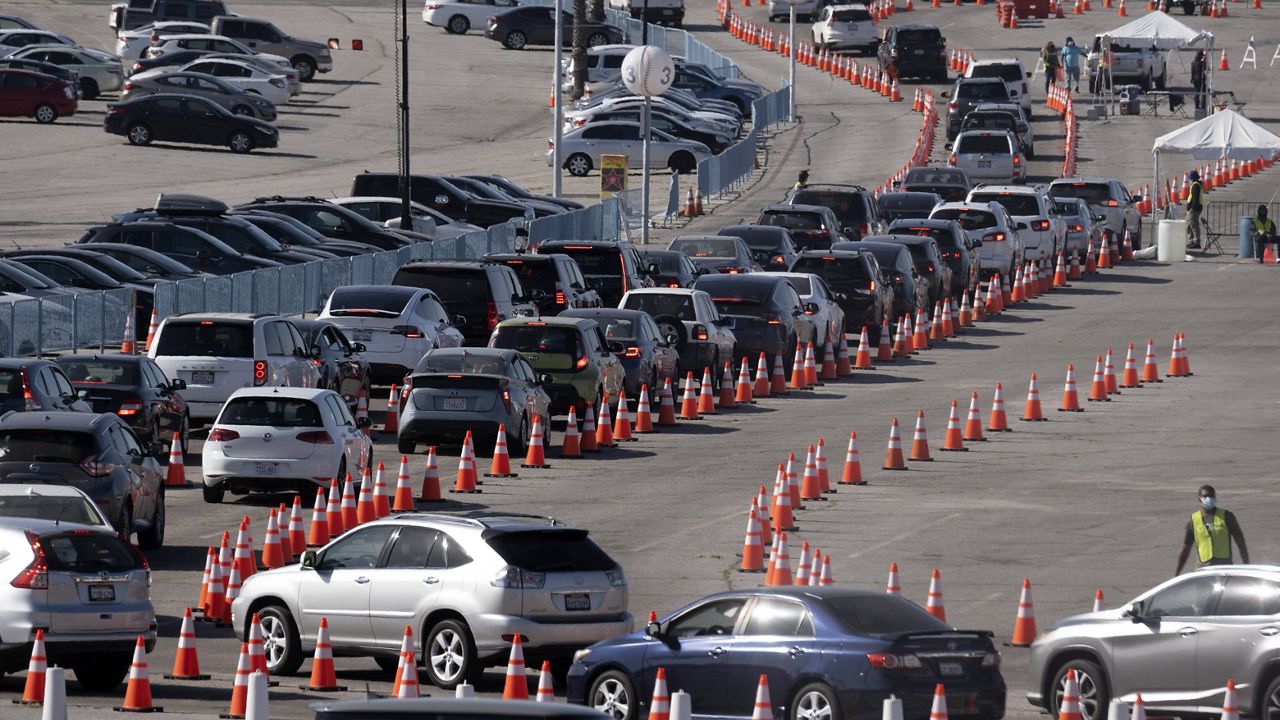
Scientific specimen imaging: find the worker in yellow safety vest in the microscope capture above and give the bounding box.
[1176,484,1249,575]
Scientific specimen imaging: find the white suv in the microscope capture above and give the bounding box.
[231,513,632,688]
[930,201,1024,276]
[811,4,876,54]
[966,186,1065,262]
[965,58,1032,113]
[148,313,321,421]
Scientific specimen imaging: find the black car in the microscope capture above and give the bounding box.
[127,48,210,75]
[667,235,761,274]
[899,166,972,203]
[692,273,816,374]
[535,240,653,307]
[292,320,371,408]
[115,194,323,264]
[888,218,979,299]
[351,172,532,229]
[55,354,190,452]
[484,7,624,51]
[77,221,283,275]
[789,250,892,343]
[865,234,952,307]
[878,23,947,81]
[391,261,537,346]
[0,359,92,413]
[103,93,279,153]
[483,253,602,315]
[944,78,1011,141]
[231,209,377,257]
[877,191,944,223]
[5,248,162,288]
[560,307,679,397]
[234,197,417,250]
[68,242,208,281]
[0,260,76,299]
[756,203,845,251]
[5,255,155,333]
[637,249,700,289]
[790,184,886,241]
[448,176,564,219]
[832,241,928,320]
[462,175,585,212]
[716,224,800,271]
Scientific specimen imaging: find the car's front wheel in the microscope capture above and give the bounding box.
[127,123,152,146]
[231,104,254,116]
[447,14,470,33]
[587,31,608,47]
[589,669,637,720]
[137,489,164,549]
[424,618,476,689]
[1050,658,1109,720]
[291,55,316,82]
[1261,673,1280,720]
[228,130,254,154]
[790,682,841,720]
[503,30,527,50]
[257,604,304,676]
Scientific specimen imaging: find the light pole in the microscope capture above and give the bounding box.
[552,3,563,197]
[788,0,797,122]
[398,0,411,227]
[622,46,674,247]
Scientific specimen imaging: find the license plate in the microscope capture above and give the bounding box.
[564,593,591,611]
[254,462,279,476]
[443,398,467,410]
[191,371,215,385]
[940,662,964,676]
[913,48,925,55]
[88,584,115,602]
[977,160,992,168]
[352,331,372,342]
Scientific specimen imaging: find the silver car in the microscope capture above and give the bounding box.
[1051,196,1103,260]
[0,484,111,527]
[231,513,632,689]
[1047,177,1145,247]
[1029,565,1280,720]
[121,70,276,120]
[949,130,1025,184]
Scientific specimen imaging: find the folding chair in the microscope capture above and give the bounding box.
[1200,216,1224,256]
[1168,93,1189,118]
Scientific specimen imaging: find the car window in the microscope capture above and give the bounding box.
[42,532,140,572]
[317,526,395,570]
[219,397,322,427]
[117,424,144,456]
[1145,576,1220,618]
[514,357,536,382]
[969,193,1041,216]
[667,598,747,638]
[956,135,1012,155]
[145,360,171,388]
[1214,576,1280,617]
[418,297,449,323]
[155,320,254,357]
[742,597,810,636]
[285,323,307,356]
[385,526,441,569]
[49,367,75,398]
[263,322,285,355]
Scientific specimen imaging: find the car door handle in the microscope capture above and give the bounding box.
[708,646,726,657]
[1260,627,1280,637]
[788,646,806,657]
[422,577,440,584]
[1178,627,1198,637]
[354,576,370,584]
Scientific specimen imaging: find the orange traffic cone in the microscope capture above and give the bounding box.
[246,613,275,686]
[1011,578,1038,646]
[116,635,160,712]
[486,427,517,477]
[839,431,865,485]
[1219,48,1229,71]
[536,660,555,703]
[766,531,793,586]
[614,391,637,439]
[17,628,47,705]
[1104,347,1121,395]
[771,464,797,531]
[233,517,257,579]
[165,431,186,487]
[204,549,226,624]
[754,353,771,397]
[718,363,737,408]
[883,418,907,470]
[658,377,679,425]
[736,359,755,404]
[926,569,946,620]
[260,509,284,570]
[929,684,949,720]
[418,447,444,501]
[804,341,819,385]
[768,353,787,395]
[941,400,967,451]
[909,410,933,461]
[647,668,671,720]
[1060,363,1083,412]
[561,407,582,457]
[384,384,400,434]
[392,455,415,511]
[1120,343,1141,388]
[355,475,376,525]
[120,309,137,355]
[1059,670,1083,720]
[815,437,832,494]
[836,333,853,376]
[522,415,552,468]
[195,546,213,617]
[756,486,773,546]
[739,504,766,572]
[339,475,358,533]
[820,340,837,381]
[795,541,812,586]
[372,462,390,518]
[886,562,902,595]
[1169,332,1192,377]
[877,318,894,361]
[853,327,874,369]
[452,431,480,493]
[1221,679,1240,720]
[222,564,242,626]
[750,674,772,720]
[988,382,1010,431]
[144,308,160,352]
[1053,253,1069,287]
[166,607,210,680]
[679,372,700,420]
[1021,373,1045,421]
[697,368,717,415]
[1093,589,1105,612]
[581,404,601,450]
[799,445,822,501]
[324,478,343,537]
[396,648,420,699]
[958,291,973,327]
[789,343,806,390]
[1087,356,1109,402]
[304,618,346,691]
[1141,338,1162,383]
[502,635,530,700]
[963,391,986,441]
[284,500,301,561]
[596,398,616,447]
[1069,251,1082,281]
[633,384,658,432]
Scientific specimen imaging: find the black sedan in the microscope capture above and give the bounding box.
[832,241,928,320]
[877,191,945,223]
[667,235,761,275]
[485,7,624,50]
[562,308,679,398]
[692,273,815,374]
[55,354,190,453]
[889,219,979,299]
[104,93,278,154]
[6,255,154,334]
[717,224,800,271]
[866,234,953,308]
[638,249,701,289]
[292,320,371,410]
[899,166,972,203]
[790,249,894,344]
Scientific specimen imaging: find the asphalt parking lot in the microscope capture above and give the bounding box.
[3,0,1280,718]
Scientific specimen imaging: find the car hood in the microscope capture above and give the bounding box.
[1045,609,1125,632]
[287,37,330,54]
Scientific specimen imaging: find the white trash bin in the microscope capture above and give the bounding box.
[1158,219,1188,262]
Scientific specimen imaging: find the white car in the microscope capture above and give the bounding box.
[559,43,631,89]
[9,44,124,99]
[318,285,464,383]
[148,313,321,421]
[201,387,373,504]
[949,130,1025,184]
[966,185,1065,262]
[620,288,737,378]
[1047,177,1145,246]
[965,58,1032,113]
[173,57,290,105]
[765,271,847,348]
[930,201,1024,276]
[1050,196,1103,259]
[114,20,208,63]
[564,97,737,140]
[142,34,298,92]
[811,4,877,54]
[549,120,711,177]
[0,29,76,54]
[424,0,518,34]
[0,484,112,528]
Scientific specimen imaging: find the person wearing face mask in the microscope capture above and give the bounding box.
[1175,485,1249,575]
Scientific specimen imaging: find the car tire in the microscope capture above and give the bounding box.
[508,414,529,457]
[1261,673,1280,720]
[291,55,316,82]
[790,682,841,720]
[1050,658,1109,720]
[80,78,99,101]
[202,482,225,504]
[668,151,696,175]
[127,123,152,146]
[137,489,164,549]
[1182,0,1195,13]
[73,658,131,691]
[257,604,304,676]
[566,152,592,177]
[33,102,58,124]
[589,669,638,720]
[424,618,476,689]
[231,104,254,116]
[397,435,416,454]
[446,14,470,33]
[228,130,255,154]
[587,31,609,47]
[179,412,190,456]
[503,30,527,50]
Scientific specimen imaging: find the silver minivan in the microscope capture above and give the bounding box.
[949,130,1025,184]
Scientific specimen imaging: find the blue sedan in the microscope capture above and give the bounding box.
[567,587,1006,720]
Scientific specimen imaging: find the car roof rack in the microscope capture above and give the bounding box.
[153,193,229,217]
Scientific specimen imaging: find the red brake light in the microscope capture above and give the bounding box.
[123,81,134,91]
[253,360,268,386]
[296,431,334,444]
[11,531,48,590]
[208,428,240,442]
[575,355,590,369]
[117,398,143,416]
[19,369,35,411]
[866,652,924,670]
[501,389,512,412]
[869,279,877,291]
[772,255,785,265]
[985,232,1006,242]
[619,255,629,293]
[693,324,709,341]
[555,290,567,306]
[1105,200,1119,207]
[1031,220,1049,231]
[80,454,116,477]
[623,347,642,358]
[487,302,499,331]
[948,154,957,167]
[1071,224,1084,232]
[394,325,425,338]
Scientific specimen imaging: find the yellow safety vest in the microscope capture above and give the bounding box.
[1191,508,1230,564]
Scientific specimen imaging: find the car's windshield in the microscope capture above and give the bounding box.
[496,259,556,293]
[971,64,1024,83]
[791,257,872,286]
[155,320,254,358]
[957,82,1009,100]
[781,276,811,295]
[897,28,942,45]
[394,268,489,299]
[904,168,966,185]
[759,210,823,232]
[792,190,869,226]
[42,532,141,572]
[549,248,619,276]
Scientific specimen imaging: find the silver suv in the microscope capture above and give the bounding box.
[0,518,156,691]
[231,513,632,689]
[1029,565,1280,720]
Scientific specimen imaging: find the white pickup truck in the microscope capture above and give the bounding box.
[1087,35,1167,91]
[606,0,684,26]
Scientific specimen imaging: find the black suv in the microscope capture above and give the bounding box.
[878,24,948,82]
[944,78,1011,140]
[391,262,538,345]
[483,253,602,315]
[789,250,892,344]
[351,173,532,229]
[789,184,887,242]
[534,240,653,307]
[78,221,282,275]
[235,196,420,250]
[114,194,327,264]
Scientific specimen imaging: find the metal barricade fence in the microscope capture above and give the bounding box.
[751,85,791,133]
[697,130,758,199]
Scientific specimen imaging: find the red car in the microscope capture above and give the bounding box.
[0,68,77,123]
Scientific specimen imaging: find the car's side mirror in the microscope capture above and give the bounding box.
[1094,214,1107,222]
[1131,194,1143,203]
[75,388,91,400]
[301,549,318,568]
[352,342,367,353]
[310,345,323,359]
[538,373,554,386]
[973,239,983,247]
[1123,601,1144,621]
[1025,70,1033,78]
[607,341,625,354]
[841,226,855,236]
[646,619,663,637]
[834,292,848,302]
[356,416,372,429]
[170,378,187,391]
[944,142,953,151]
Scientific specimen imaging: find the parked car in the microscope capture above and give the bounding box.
[392,262,537,346]
[318,285,465,384]
[964,58,1032,112]
[114,20,210,64]
[961,103,1034,158]
[877,23,947,81]
[396,347,551,453]
[147,312,321,421]
[69,241,208,281]
[637,249,700,289]
[350,173,533,229]
[811,3,877,53]
[488,316,625,415]
[1050,196,1104,259]
[485,7,624,50]
[484,253,602,315]
[607,0,684,25]
[235,196,417,250]
[1046,177,1144,246]
[0,260,78,299]
[0,14,41,30]
[944,77,1011,141]
[619,288,736,381]
[233,210,371,257]
[110,0,229,32]
[140,35,298,93]
[766,271,847,348]
[448,176,565,219]
[4,247,168,288]
[159,56,289,104]
[667,235,762,275]
[716,225,799,271]
[0,358,92,413]
[877,191,944,223]
[0,411,165,547]
[209,15,333,81]
[568,587,1005,720]
[327,195,483,242]
[314,698,616,720]
[561,307,679,397]
[121,70,277,120]
[78,221,282,275]
[55,354,190,451]
[566,93,740,137]
[463,175,585,212]
[929,201,1024,276]
[1086,34,1167,91]
[789,250,892,341]
[0,57,79,91]
[693,273,816,373]
[0,29,76,53]
[790,184,886,242]
[550,121,711,177]
[830,241,927,320]
[0,517,156,691]
[756,203,845,251]
[0,484,111,527]
[291,320,371,408]
[669,64,761,116]
[899,166,971,202]
[768,0,818,21]
[966,185,1063,262]
[571,106,732,154]
[6,254,154,331]
[8,45,123,100]
[201,386,372,503]
[424,0,519,34]
[0,68,77,123]
[948,130,1025,184]
[888,218,979,298]
[536,240,653,308]
[867,234,953,307]
[103,93,279,153]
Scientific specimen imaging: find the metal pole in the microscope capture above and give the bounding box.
[642,0,649,44]
[553,2,564,197]
[788,3,796,122]
[398,0,412,227]
[641,95,651,245]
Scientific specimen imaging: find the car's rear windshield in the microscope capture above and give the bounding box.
[823,595,951,636]
[155,320,253,358]
[758,210,823,231]
[495,259,556,293]
[1049,182,1112,204]
[621,293,695,320]
[58,359,139,385]
[486,529,616,572]
[416,354,512,375]
[832,7,873,21]
[894,226,954,247]
[1051,198,1080,216]
[956,135,1012,154]
[41,532,140,573]
[957,82,1009,100]
[878,194,940,216]
[546,247,620,276]
[0,495,102,525]
[904,168,966,185]
[963,113,1016,131]
[327,287,413,317]
[792,190,870,224]
[0,370,23,400]
[791,257,872,283]
[971,64,1024,83]
[640,252,682,273]
[491,326,582,357]
[669,237,737,259]
[218,398,323,427]
[597,318,636,340]
[969,193,1039,216]
[896,28,943,46]
[393,267,490,300]
[0,430,95,463]
[932,208,997,230]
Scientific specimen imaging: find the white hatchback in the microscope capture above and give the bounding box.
[202,386,372,503]
[318,285,464,384]
[966,185,1065,262]
[176,57,290,105]
[811,4,877,54]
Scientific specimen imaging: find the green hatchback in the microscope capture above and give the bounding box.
[489,316,625,415]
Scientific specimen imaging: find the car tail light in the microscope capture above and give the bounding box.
[253,360,268,386]
[296,430,334,444]
[574,354,590,369]
[693,324,709,341]
[393,324,424,338]
[1031,219,1049,231]
[1012,155,1022,166]
[623,347,641,358]
[110,105,128,113]
[1105,199,1119,207]
[1071,224,1084,232]
[767,314,784,323]
[866,652,925,670]
[123,81,134,91]
[491,566,546,588]
[772,254,785,265]
[573,118,585,127]
[501,389,512,413]
[311,358,325,368]
[150,33,160,42]
[19,369,36,411]
[487,302,498,331]
[605,566,626,586]
[984,231,1006,243]
[11,531,48,590]
[269,78,285,88]
[79,454,117,477]
[619,255,629,294]
[117,398,143,416]
[132,62,144,72]
[948,153,956,166]
[868,279,877,291]
[555,290,566,306]
[926,262,936,273]
[860,223,870,237]
[208,427,240,442]
[947,100,957,111]
[981,652,1000,667]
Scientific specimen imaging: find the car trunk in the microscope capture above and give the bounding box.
[491,325,581,372]
[486,529,622,620]
[409,375,502,413]
[326,316,408,355]
[882,631,997,684]
[213,397,325,461]
[40,531,150,634]
[71,383,136,414]
[213,425,317,460]
[153,320,254,403]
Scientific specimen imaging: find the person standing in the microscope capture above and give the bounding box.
[1176,485,1249,574]
[1042,41,1062,94]
[1191,49,1208,111]
[1253,204,1277,262]
[1185,170,1203,248]
[1060,37,1084,93]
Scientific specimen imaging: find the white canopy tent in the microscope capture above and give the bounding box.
[1098,11,1214,110]
[1150,109,1280,216]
